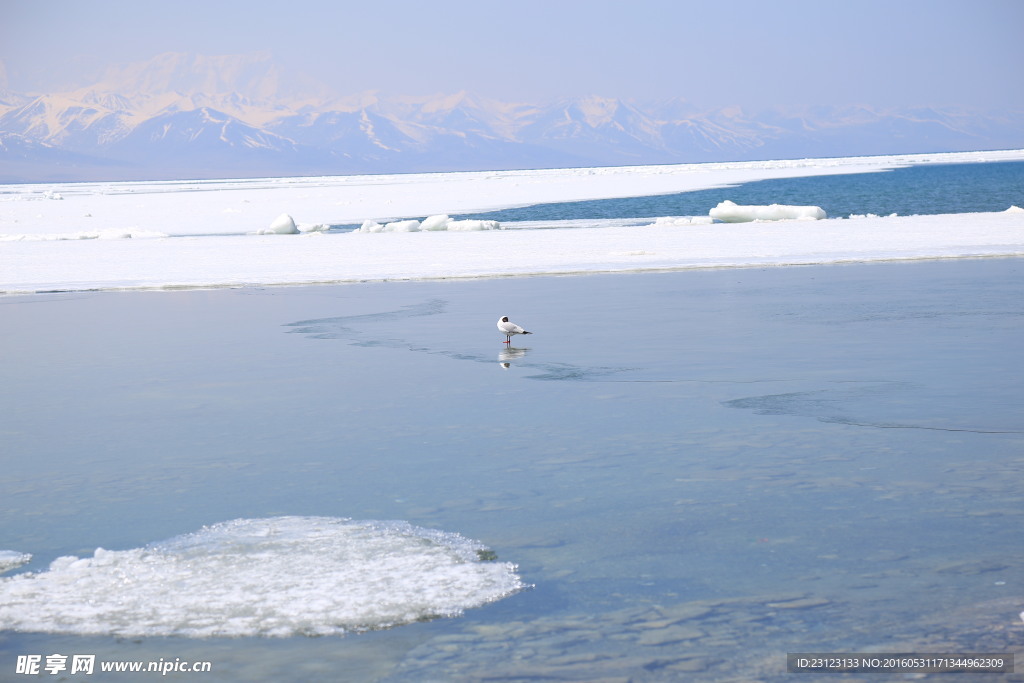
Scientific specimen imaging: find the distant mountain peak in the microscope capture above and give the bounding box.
[1,52,1022,182]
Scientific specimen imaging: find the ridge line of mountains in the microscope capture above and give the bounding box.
[2,52,1022,182]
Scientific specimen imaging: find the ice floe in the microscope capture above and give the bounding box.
[421,214,453,231]
[0,551,31,574]
[709,200,827,222]
[0,516,525,637]
[253,214,327,234]
[356,219,421,233]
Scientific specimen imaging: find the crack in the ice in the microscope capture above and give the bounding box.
[284,299,631,381]
[820,418,1024,435]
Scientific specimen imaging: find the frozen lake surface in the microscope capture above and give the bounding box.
[2,258,1022,680]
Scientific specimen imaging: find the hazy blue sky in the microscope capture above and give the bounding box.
[2,0,1022,109]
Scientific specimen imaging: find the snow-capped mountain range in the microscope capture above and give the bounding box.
[2,52,1022,182]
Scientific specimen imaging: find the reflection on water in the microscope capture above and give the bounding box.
[2,260,1023,681]
[499,346,529,369]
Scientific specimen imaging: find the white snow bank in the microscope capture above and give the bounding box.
[4,210,1022,294]
[2,150,1023,293]
[0,551,31,574]
[710,200,827,222]
[1006,205,1024,213]
[2,149,1020,240]
[257,213,299,235]
[0,228,168,241]
[0,517,525,637]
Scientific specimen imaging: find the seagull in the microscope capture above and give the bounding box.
[497,316,532,344]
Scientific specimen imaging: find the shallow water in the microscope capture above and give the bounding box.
[456,160,1024,224]
[329,159,1024,232]
[2,259,1023,680]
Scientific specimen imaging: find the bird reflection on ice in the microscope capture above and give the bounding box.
[499,346,530,369]
[286,301,624,381]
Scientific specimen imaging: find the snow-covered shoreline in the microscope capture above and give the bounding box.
[2,149,1023,294]
[3,209,1022,295]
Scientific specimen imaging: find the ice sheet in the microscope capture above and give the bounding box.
[3,150,1020,239]
[0,517,524,637]
[1,150,1023,293]
[2,209,1022,294]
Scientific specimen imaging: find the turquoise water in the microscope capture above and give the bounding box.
[2,259,1023,680]
[455,160,1024,224]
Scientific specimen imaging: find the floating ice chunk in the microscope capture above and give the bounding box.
[383,219,421,232]
[1006,205,1024,213]
[356,220,385,233]
[0,551,31,574]
[0,517,525,637]
[258,213,299,235]
[710,200,826,223]
[648,216,715,227]
[420,214,452,231]
[447,219,500,231]
[298,222,330,233]
[355,219,421,232]
[353,216,498,232]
